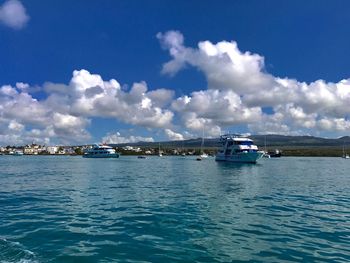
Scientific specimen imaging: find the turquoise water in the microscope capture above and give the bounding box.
[1,156,350,262]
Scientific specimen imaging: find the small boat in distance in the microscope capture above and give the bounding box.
[158,143,163,157]
[83,144,120,158]
[200,152,208,158]
[197,130,208,161]
[269,149,282,158]
[215,134,264,163]
[263,152,271,158]
[137,156,146,159]
[197,152,208,161]
[342,143,349,159]
[263,135,270,158]
[13,150,24,156]
[181,140,186,157]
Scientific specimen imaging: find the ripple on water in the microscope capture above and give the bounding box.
[0,238,38,263]
[1,156,350,262]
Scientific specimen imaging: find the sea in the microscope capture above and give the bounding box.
[0,155,350,262]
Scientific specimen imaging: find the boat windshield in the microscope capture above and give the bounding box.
[226,140,254,146]
[228,141,253,146]
[237,141,253,146]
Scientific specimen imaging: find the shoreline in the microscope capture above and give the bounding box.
[1,149,348,158]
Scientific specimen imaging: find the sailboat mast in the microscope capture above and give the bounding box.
[201,129,204,154]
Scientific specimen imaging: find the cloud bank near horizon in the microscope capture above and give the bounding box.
[1,30,350,145]
[0,70,175,145]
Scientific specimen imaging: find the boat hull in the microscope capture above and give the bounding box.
[83,153,120,158]
[215,152,264,163]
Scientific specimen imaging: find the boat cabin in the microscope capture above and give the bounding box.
[218,135,259,156]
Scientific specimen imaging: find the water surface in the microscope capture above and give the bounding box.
[1,156,350,262]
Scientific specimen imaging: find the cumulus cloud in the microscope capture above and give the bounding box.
[0,83,91,145]
[157,31,275,93]
[159,30,350,137]
[8,120,24,131]
[2,31,350,145]
[147,88,175,107]
[0,69,174,145]
[68,70,174,128]
[164,129,184,141]
[172,89,261,130]
[0,0,29,29]
[102,132,154,144]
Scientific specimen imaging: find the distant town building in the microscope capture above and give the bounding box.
[123,146,134,151]
[24,143,45,155]
[63,147,75,155]
[46,146,58,155]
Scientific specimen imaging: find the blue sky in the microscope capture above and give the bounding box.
[1,0,350,145]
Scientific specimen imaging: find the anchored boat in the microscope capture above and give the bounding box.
[215,134,264,163]
[83,144,120,158]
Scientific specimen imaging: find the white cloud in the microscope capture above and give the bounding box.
[172,89,262,125]
[68,70,174,129]
[51,113,91,143]
[0,69,175,145]
[8,120,24,131]
[147,88,175,107]
[159,30,350,137]
[2,31,350,145]
[164,129,184,141]
[0,0,29,29]
[317,118,350,132]
[102,132,154,144]
[158,31,275,93]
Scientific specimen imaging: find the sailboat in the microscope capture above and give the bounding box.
[342,143,349,159]
[263,135,271,158]
[196,130,208,161]
[158,143,163,157]
[181,140,186,156]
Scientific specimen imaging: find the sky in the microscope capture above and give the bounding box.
[1,0,350,145]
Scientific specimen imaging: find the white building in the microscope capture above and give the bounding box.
[46,146,58,155]
[24,144,45,155]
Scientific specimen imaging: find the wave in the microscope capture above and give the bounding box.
[0,238,38,263]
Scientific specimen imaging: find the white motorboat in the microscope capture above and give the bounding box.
[200,153,208,158]
[263,151,271,158]
[13,150,24,156]
[215,134,264,163]
[83,144,120,158]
